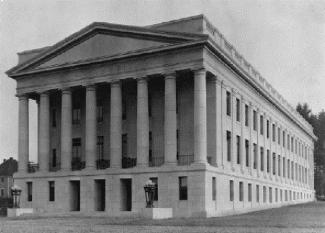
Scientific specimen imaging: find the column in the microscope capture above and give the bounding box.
[194,68,207,164]
[164,73,177,164]
[85,85,97,169]
[39,91,50,172]
[110,81,122,168]
[61,88,72,170]
[18,95,29,172]
[137,77,149,167]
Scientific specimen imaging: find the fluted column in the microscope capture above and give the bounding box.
[164,73,177,164]
[193,69,207,164]
[39,92,50,172]
[61,88,72,170]
[18,95,29,172]
[85,85,97,169]
[110,81,122,168]
[137,77,149,167]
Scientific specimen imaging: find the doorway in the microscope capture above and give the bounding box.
[95,179,105,211]
[120,179,132,211]
[70,181,80,211]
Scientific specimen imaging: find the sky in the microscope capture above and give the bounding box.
[0,0,324,162]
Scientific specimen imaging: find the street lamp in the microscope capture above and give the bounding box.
[144,179,156,208]
[11,185,22,208]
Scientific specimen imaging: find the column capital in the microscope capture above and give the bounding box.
[85,84,96,91]
[164,71,176,79]
[61,87,72,95]
[137,76,148,83]
[193,67,206,76]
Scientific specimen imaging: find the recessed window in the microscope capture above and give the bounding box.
[212,177,216,201]
[266,149,270,173]
[245,104,249,126]
[283,131,285,147]
[248,183,252,202]
[263,186,266,203]
[266,120,269,138]
[245,139,249,167]
[256,185,260,202]
[236,135,240,164]
[253,143,257,169]
[260,115,264,135]
[52,149,57,168]
[179,177,188,200]
[239,182,244,202]
[260,147,264,171]
[27,182,32,202]
[230,180,234,201]
[253,110,257,131]
[236,98,240,122]
[150,177,158,201]
[227,131,231,162]
[272,153,276,175]
[49,181,55,202]
[226,91,231,116]
[278,155,281,176]
[272,124,275,142]
[278,128,281,144]
[72,138,81,159]
[269,187,272,203]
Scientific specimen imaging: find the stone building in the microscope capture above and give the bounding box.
[6,15,315,217]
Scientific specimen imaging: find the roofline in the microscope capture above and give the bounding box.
[147,14,204,28]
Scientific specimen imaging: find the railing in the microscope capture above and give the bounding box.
[96,159,110,170]
[49,162,61,172]
[27,162,39,173]
[149,157,164,167]
[71,157,85,171]
[122,157,137,169]
[177,154,194,166]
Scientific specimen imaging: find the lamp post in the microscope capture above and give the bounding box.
[144,179,156,208]
[11,185,22,208]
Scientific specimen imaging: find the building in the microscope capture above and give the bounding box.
[6,15,315,217]
[0,158,18,198]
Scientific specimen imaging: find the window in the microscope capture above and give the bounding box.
[278,155,281,176]
[245,104,249,126]
[97,105,103,123]
[179,177,188,200]
[278,128,281,144]
[283,157,286,177]
[72,138,81,159]
[226,91,231,116]
[280,189,283,202]
[253,143,257,169]
[52,149,57,168]
[287,159,290,178]
[253,110,257,131]
[212,177,216,201]
[263,186,266,203]
[248,183,252,202]
[291,161,294,180]
[266,120,269,138]
[230,180,234,201]
[272,124,275,142]
[0,189,4,197]
[260,147,264,171]
[49,181,55,202]
[260,115,264,135]
[256,185,260,202]
[236,136,240,164]
[272,153,276,175]
[236,98,240,121]
[227,131,231,162]
[267,150,270,173]
[72,108,81,125]
[239,182,243,202]
[27,182,32,202]
[287,135,290,149]
[150,177,158,201]
[283,131,285,147]
[269,187,272,203]
[285,190,288,201]
[245,139,249,167]
[51,109,56,127]
[97,136,104,159]
[291,137,294,152]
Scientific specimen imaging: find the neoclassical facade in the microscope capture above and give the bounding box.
[7,15,315,217]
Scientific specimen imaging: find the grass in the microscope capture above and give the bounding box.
[0,202,324,233]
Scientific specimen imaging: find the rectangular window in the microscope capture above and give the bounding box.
[97,105,103,123]
[245,139,249,167]
[253,110,257,131]
[269,187,272,203]
[239,182,243,202]
[283,157,286,177]
[287,135,290,149]
[27,182,32,202]
[278,155,281,176]
[275,188,278,202]
[260,115,264,135]
[267,150,270,173]
[287,159,290,178]
[256,185,260,202]
[266,120,269,138]
[245,104,249,126]
[280,189,283,202]
[72,138,81,159]
[272,124,276,142]
[263,186,266,203]
[283,131,285,147]
[291,161,294,180]
[272,153,276,175]
[52,149,57,168]
[253,143,257,169]
[248,183,252,202]
[236,98,240,121]
[291,137,294,152]
[212,177,216,201]
[260,147,264,171]
[278,128,281,144]
[236,135,240,164]
[226,91,231,116]
[230,180,234,201]
[51,109,56,127]
[72,108,81,125]
[150,177,158,201]
[97,136,104,160]
[179,177,188,200]
[49,181,55,202]
[227,131,231,162]
[285,190,288,201]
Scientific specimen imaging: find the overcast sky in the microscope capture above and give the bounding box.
[0,0,324,162]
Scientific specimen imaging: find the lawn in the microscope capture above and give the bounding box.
[0,202,324,233]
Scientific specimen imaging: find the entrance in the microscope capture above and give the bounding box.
[95,179,105,211]
[70,181,80,211]
[120,179,132,211]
